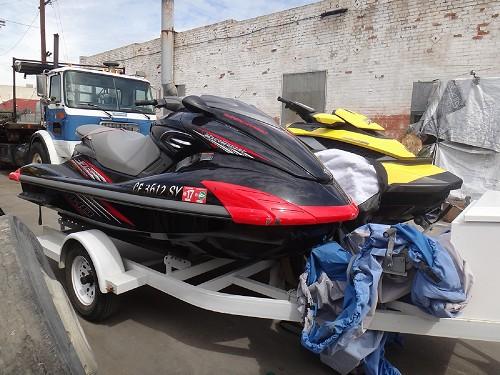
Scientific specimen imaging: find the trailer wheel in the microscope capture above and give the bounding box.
[29,141,50,164]
[65,242,118,321]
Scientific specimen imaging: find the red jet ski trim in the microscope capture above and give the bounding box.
[202,180,358,226]
[71,158,113,183]
[223,112,268,135]
[9,168,21,182]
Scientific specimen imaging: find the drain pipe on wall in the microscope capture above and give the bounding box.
[161,0,177,97]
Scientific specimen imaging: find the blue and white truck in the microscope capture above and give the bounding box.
[0,58,155,166]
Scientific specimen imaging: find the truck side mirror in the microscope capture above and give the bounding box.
[36,75,47,97]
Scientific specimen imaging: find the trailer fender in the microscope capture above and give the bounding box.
[30,130,61,164]
[60,230,125,294]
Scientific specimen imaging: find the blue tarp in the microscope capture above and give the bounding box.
[299,223,470,375]
[349,223,468,318]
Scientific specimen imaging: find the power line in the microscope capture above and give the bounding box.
[0,10,40,56]
[50,0,69,61]
[0,0,35,4]
[0,18,40,28]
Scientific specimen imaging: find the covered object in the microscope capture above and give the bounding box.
[297,223,472,374]
[416,76,500,198]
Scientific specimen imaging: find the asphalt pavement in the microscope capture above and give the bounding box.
[1,170,499,375]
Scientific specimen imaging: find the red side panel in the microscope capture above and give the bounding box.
[298,204,358,224]
[202,180,358,226]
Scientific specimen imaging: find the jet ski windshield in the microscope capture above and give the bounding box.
[201,95,278,127]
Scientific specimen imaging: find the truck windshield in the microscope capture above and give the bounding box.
[64,71,154,114]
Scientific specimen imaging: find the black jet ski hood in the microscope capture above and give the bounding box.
[198,95,332,183]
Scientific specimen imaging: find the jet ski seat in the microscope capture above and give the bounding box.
[75,125,163,176]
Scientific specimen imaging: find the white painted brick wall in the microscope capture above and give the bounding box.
[81,0,500,128]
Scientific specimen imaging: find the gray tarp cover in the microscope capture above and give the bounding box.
[418,77,500,152]
[433,142,500,199]
[415,76,500,198]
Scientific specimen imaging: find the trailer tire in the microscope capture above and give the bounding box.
[65,242,119,322]
[0,215,97,375]
[29,140,50,164]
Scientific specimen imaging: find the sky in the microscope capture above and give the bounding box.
[0,0,314,86]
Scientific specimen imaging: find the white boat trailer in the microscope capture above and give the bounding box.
[37,191,500,343]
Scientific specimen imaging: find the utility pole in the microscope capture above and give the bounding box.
[53,33,59,68]
[39,0,50,63]
[161,0,176,97]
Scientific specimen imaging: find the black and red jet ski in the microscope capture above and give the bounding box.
[17,95,358,259]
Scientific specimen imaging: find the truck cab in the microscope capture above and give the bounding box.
[38,67,155,162]
[1,58,156,167]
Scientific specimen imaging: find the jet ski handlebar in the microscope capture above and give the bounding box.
[135,99,158,106]
[277,96,316,122]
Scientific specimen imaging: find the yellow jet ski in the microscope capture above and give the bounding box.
[279,97,463,225]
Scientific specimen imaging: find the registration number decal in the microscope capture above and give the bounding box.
[132,183,183,197]
[182,187,208,204]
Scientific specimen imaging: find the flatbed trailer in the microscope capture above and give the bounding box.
[34,191,500,344]
[2,121,44,131]
[0,117,44,165]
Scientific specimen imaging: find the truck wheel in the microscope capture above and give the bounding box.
[29,141,50,164]
[65,242,118,322]
[0,215,97,375]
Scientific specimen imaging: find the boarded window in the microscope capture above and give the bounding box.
[281,71,327,126]
[410,81,434,124]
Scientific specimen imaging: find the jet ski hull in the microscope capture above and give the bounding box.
[19,155,357,260]
[375,171,463,223]
[289,132,462,224]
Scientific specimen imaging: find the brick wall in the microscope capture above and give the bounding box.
[81,0,500,137]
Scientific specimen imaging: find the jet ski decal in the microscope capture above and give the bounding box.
[99,199,135,227]
[77,195,121,224]
[66,194,98,220]
[70,157,112,183]
[65,193,135,228]
[182,187,208,204]
[223,113,268,135]
[67,158,135,227]
[132,182,183,197]
[193,129,267,161]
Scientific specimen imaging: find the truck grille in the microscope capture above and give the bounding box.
[99,121,139,132]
